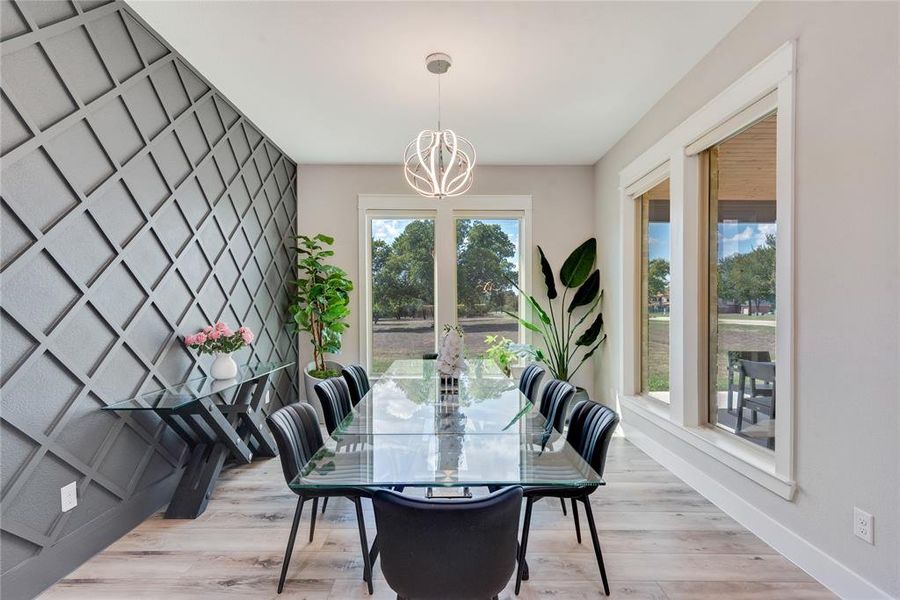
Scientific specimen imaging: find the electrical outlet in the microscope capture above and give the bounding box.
[853,507,873,544]
[60,481,77,513]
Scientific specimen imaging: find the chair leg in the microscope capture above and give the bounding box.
[277,497,304,593]
[515,542,529,581]
[309,498,319,543]
[581,497,610,596]
[571,498,581,544]
[515,497,534,595]
[369,534,380,566]
[321,497,328,514]
[353,497,374,595]
[560,497,567,516]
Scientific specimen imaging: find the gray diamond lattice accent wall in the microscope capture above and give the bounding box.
[0,1,299,596]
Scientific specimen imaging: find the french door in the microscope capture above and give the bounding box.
[359,196,532,375]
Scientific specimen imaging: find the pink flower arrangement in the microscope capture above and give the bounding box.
[184,322,253,355]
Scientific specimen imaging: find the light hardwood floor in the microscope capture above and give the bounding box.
[41,436,835,599]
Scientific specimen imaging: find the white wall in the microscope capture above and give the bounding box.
[593,2,899,597]
[296,165,597,395]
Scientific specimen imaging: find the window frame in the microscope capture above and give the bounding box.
[633,170,674,408]
[617,42,796,499]
[358,195,533,374]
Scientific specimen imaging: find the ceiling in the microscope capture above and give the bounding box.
[129,1,756,165]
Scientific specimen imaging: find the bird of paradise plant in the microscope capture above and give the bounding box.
[506,238,606,382]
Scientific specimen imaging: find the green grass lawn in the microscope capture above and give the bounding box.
[646,319,776,392]
[717,313,776,322]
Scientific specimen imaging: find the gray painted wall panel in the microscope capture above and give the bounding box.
[0,1,299,597]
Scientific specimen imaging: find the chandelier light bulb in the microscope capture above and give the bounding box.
[404,53,476,198]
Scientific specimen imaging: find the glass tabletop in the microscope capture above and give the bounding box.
[290,430,603,490]
[102,361,294,412]
[334,361,544,435]
[291,358,601,490]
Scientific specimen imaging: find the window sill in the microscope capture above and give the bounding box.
[618,394,796,500]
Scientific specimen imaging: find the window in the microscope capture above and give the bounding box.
[617,43,795,497]
[369,216,436,374]
[456,217,522,357]
[640,179,671,403]
[361,197,532,375]
[707,114,777,449]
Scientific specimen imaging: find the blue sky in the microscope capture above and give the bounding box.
[648,223,671,261]
[648,221,776,262]
[718,221,777,258]
[372,218,520,263]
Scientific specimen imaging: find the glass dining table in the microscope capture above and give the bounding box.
[289,359,603,492]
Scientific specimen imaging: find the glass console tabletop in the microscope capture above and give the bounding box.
[291,359,602,491]
[102,361,294,412]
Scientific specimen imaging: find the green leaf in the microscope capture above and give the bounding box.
[568,270,600,312]
[575,312,604,346]
[314,233,335,244]
[525,296,551,325]
[559,238,596,288]
[503,311,542,334]
[580,334,607,360]
[537,246,557,300]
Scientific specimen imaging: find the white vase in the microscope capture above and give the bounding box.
[211,353,238,380]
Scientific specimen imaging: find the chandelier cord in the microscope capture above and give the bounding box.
[437,73,443,177]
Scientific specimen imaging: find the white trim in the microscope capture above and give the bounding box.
[623,162,670,197]
[621,409,894,600]
[617,41,797,491]
[357,195,533,373]
[685,90,778,155]
[621,394,793,498]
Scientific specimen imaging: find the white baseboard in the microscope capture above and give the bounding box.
[621,417,894,600]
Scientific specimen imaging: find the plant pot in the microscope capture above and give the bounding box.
[565,386,591,426]
[210,353,238,380]
[304,360,344,422]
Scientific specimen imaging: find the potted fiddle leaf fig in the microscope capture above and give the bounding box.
[507,238,606,402]
[289,234,353,411]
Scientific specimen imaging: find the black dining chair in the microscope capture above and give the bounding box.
[490,378,573,513]
[537,378,575,434]
[314,376,353,434]
[516,400,619,596]
[517,364,545,404]
[342,364,371,405]
[372,486,523,600]
[735,360,776,447]
[726,350,771,412]
[266,402,374,594]
[534,378,576,517]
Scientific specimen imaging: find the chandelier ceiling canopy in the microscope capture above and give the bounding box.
[404,53,476,198]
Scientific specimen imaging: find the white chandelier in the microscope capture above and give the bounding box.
[404,53,476,198]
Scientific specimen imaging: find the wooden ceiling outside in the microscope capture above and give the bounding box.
[640,113,776,203]
[717,114,776,201]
